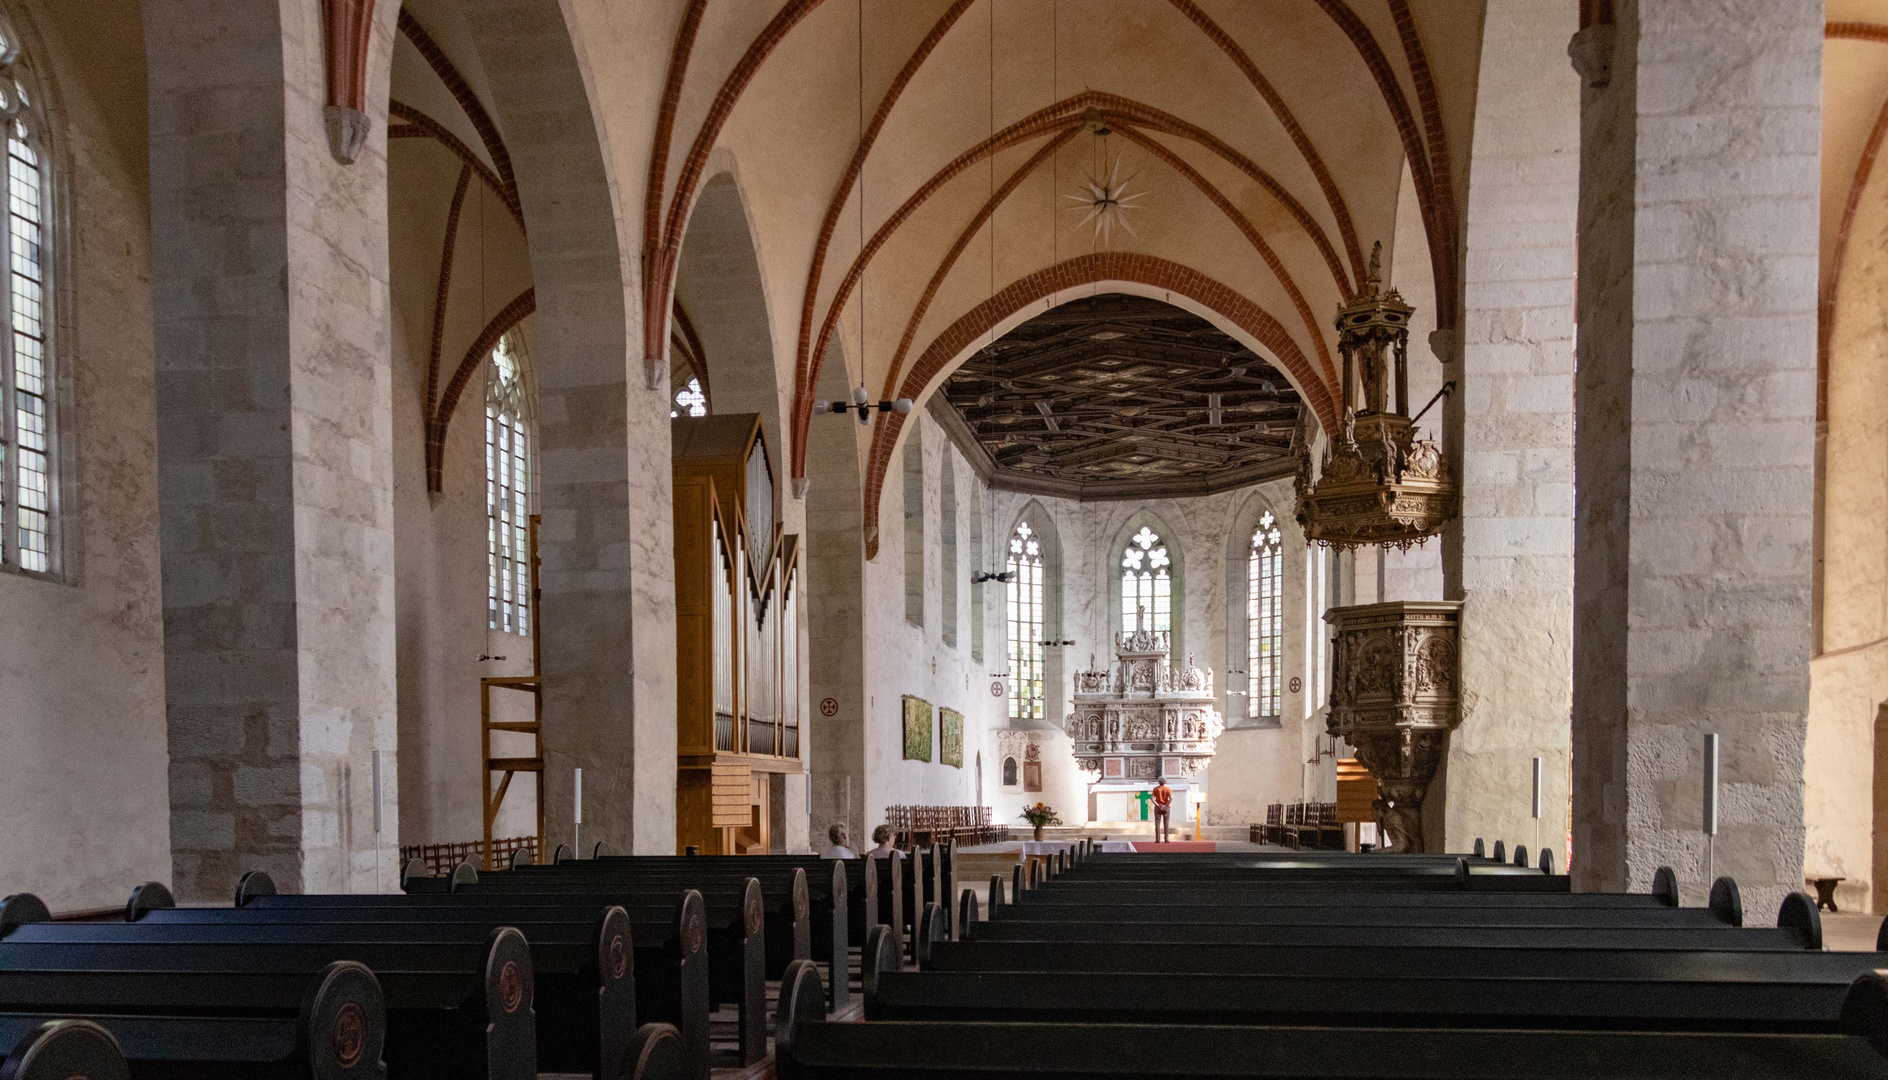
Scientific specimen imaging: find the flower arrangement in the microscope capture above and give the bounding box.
[1018,802,1062,838]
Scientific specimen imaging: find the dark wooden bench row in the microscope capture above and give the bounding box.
[775,955,1888,1079]
[0,881,698,1080]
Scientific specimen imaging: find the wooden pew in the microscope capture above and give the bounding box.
[776,1006,1888,1079]
[0,892,519,1080]
[42,877,643,1080]
[865,966,1878,1032]
[398,875,772,1062]
[927,939,1869,980]
[195,885,717,1078]
[966,920,1818,950]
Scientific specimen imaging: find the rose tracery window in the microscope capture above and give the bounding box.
[1120,526,1170,634]
[670,377,706,418]
[1007,521,1044,723]
[1248,512,1283,722]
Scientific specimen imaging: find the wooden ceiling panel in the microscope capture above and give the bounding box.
[939,293,1303,499]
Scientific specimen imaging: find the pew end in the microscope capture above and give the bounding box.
[123,882,173,922]
[307,960,389,1080]
[957,889,979,938]
[233,869,278,907]
[1838,970,1888,1061]
[1708,877,1743,927]
[861,924,897,1000]
[1539,847,1554,874]
[1777,891,1824,950]
[0,892,51,937]
[4,1020,129,1080]
[619,1023,686,1080]
[1652,866,1679,906]
[481,927,538,1080]
[989,874,1004,917]
[1472,838,1485,858]
[398,859,432,892]
[916,904,947,971]
[776,960,825,1061]
[596,906,637,1080]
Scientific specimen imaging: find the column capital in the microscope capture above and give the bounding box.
[1567,24,1615,89]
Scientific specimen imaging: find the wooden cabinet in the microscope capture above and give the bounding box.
[672,414,803,854]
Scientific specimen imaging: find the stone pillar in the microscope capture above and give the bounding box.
[1571,0,1819,910]
[147,0,401,898]
[806,351,869,847]
[461,0,674,855]
[1443,0,1579,858]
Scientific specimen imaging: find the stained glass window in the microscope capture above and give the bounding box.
[0,43,52,575]
[1120,526,1170,634]
[1007,522,1044,723]
[1248,512,1284,721]
[487,333,531,635]
[671,377,706,418]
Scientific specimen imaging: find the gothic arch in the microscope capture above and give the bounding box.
[674,159,785,452]
[1225,488,1295,730]
[862,255,1336,558]
[1003,500,1064,733]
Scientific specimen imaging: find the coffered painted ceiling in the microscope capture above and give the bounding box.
[936,293,1303,500]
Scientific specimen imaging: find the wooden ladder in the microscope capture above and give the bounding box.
[481,515,544,869]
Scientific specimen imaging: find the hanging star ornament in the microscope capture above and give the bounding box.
[1065,150,1145,247]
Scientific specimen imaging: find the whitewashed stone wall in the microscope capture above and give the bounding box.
[1439,0,1579,862]
[1573,0,1820,911]
[0,0,175,912]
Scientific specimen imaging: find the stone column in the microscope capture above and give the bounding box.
[1442,0,1579,858]
[1571,0,1819,911]
[147,0,401,898]
[806,351,869,846]
[461,0,674,855]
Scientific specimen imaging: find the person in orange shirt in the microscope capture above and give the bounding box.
[1151,779,1174,842]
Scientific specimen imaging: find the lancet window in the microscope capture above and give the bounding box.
[486,332,531,635]
[1007,521,1044,723]
[0,29,52,575]
[1120,526,1171,633]
[1247,512,1284,722]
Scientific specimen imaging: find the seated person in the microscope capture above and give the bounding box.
[821,823,856,859]
[865,824,896,858]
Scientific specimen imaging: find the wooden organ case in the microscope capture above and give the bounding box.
[672,413,804,854]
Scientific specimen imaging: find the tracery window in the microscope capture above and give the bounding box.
[1120,526,1170,634]
[1247,512,1284,722]
[0,33,53,575]
[671,377,706,418]
[1007,521,1044,723]
[487,332,531,635]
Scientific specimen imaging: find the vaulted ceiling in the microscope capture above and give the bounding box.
[632,0,1490,554]
[938,294,1302,499]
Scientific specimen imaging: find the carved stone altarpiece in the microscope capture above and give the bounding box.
[1324,601,1463,853]
[1065,630,1224,817]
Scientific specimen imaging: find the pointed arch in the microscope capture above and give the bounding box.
[1226,489,1291,730]
[1004,500,1064,732]
[862,253,1335,559]
[1106,508,1187,664]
